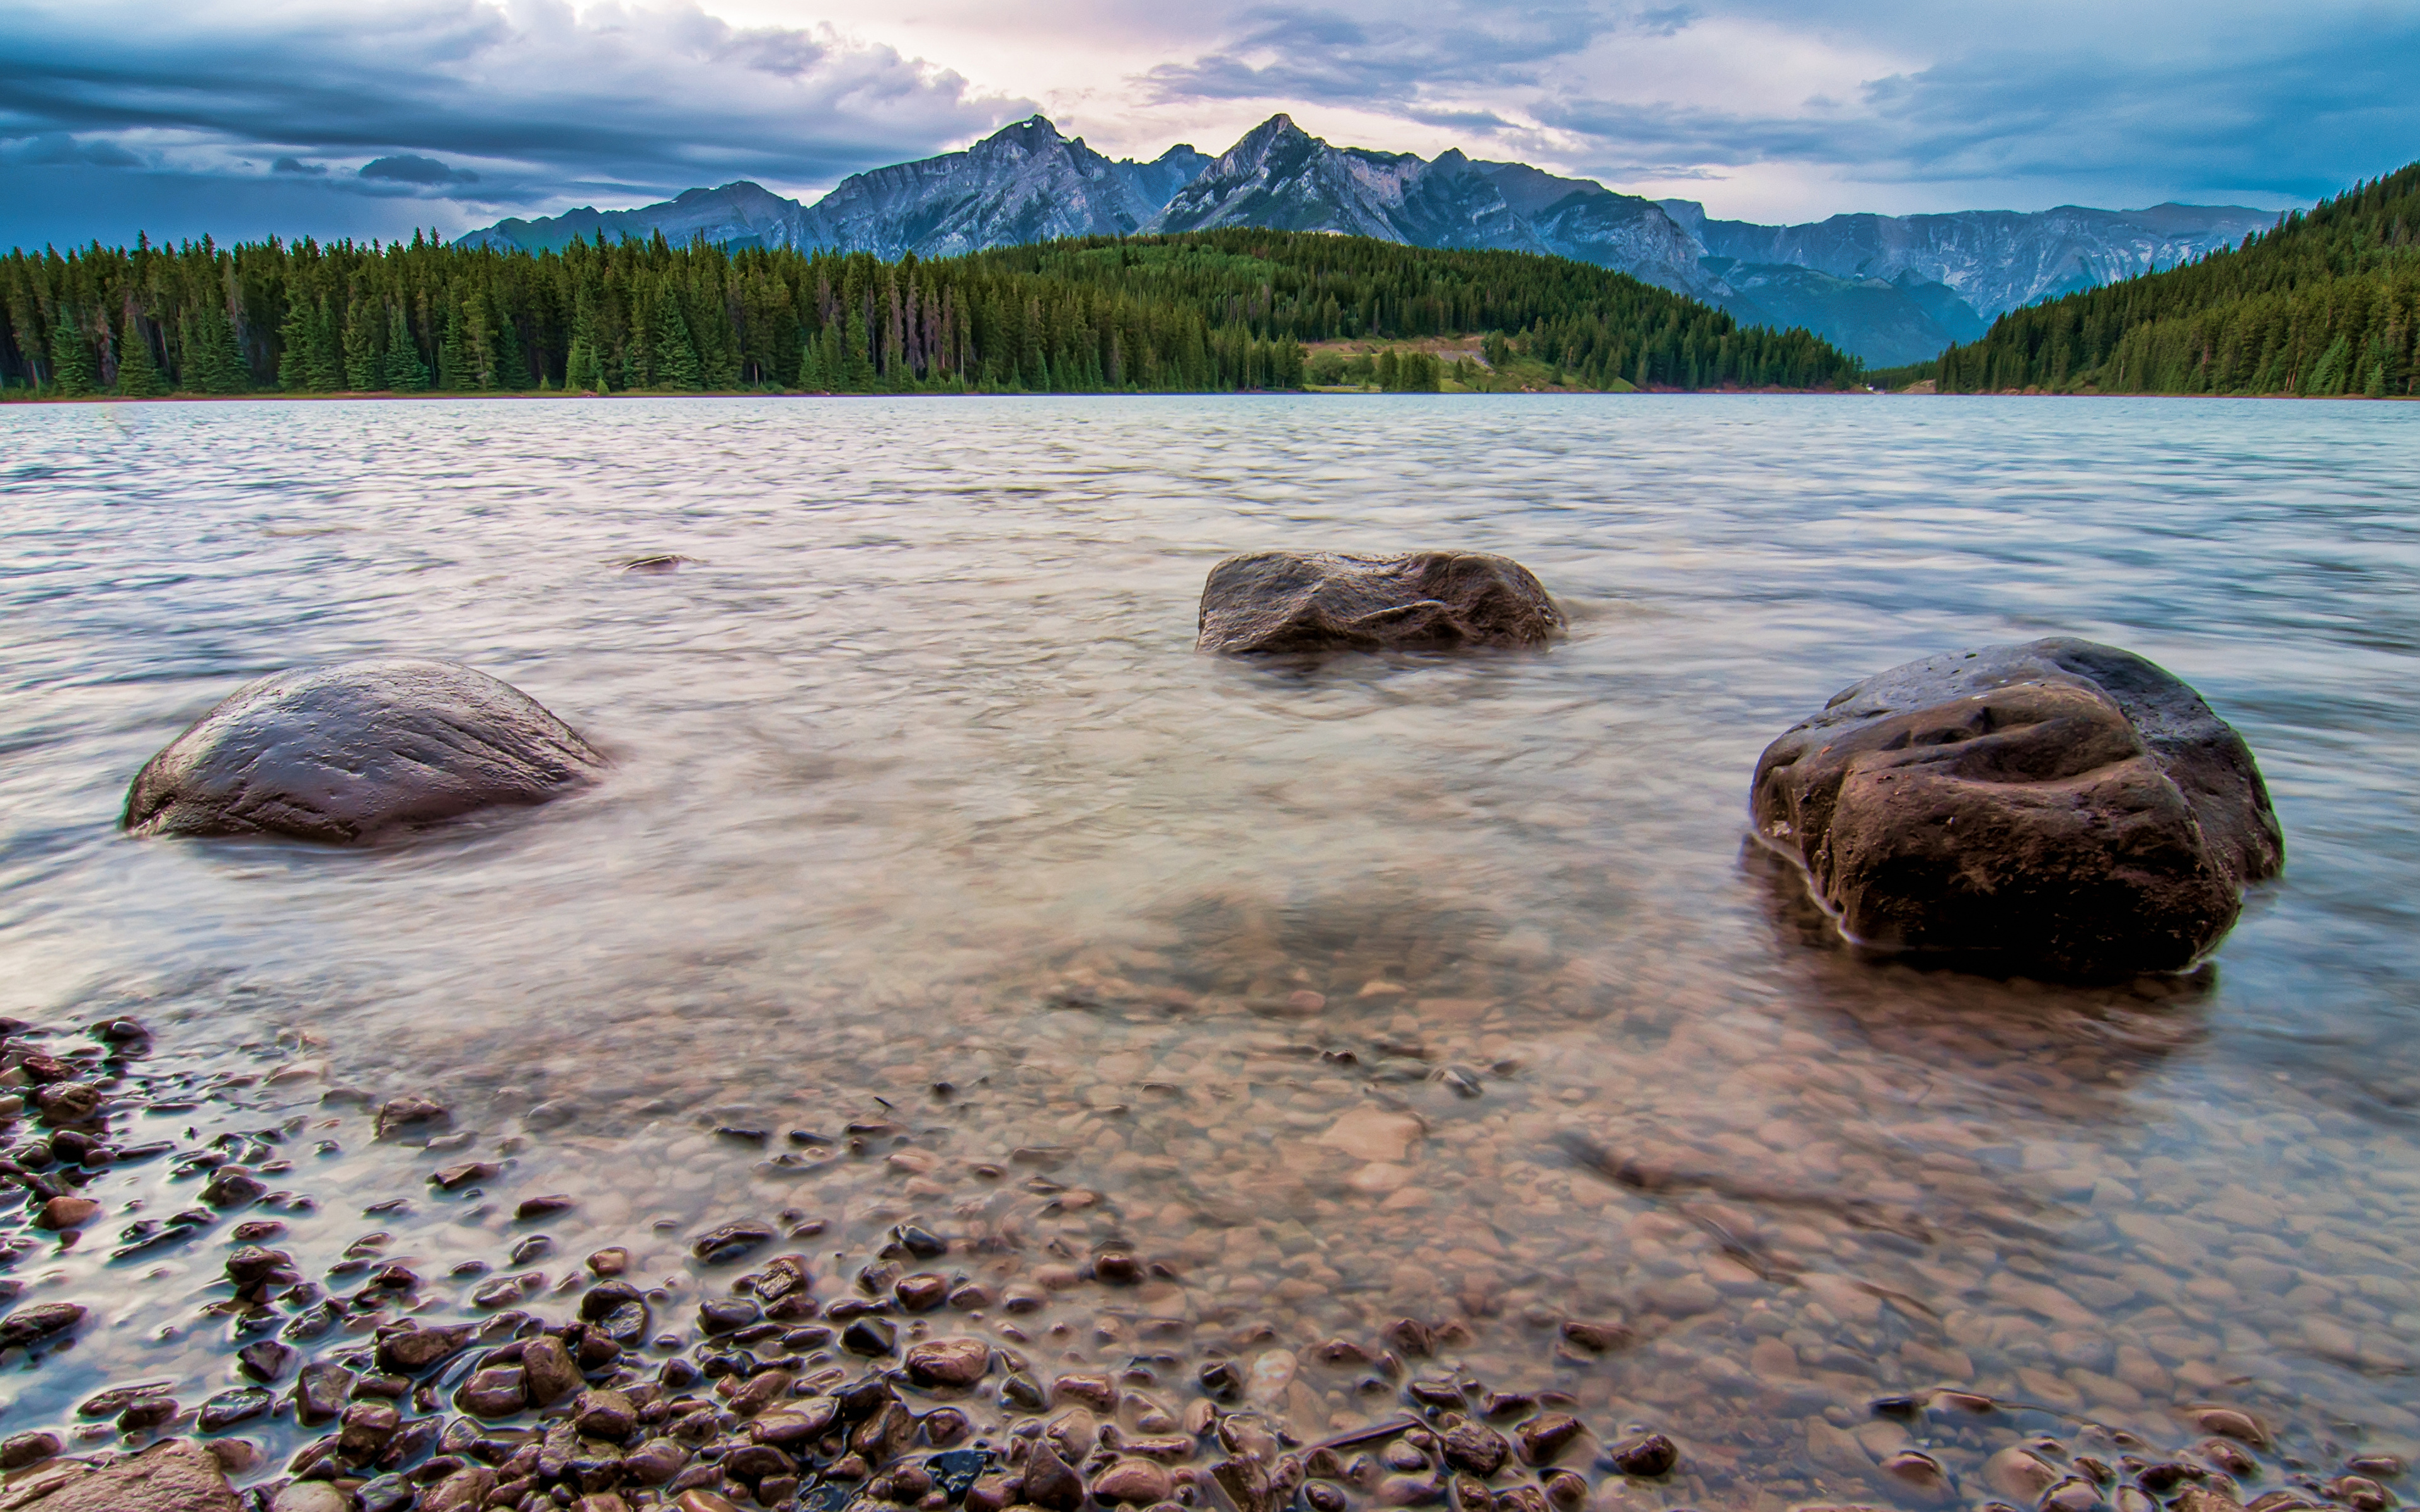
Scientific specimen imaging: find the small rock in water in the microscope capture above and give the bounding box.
[1094,1459,1175,1504]
[1196,551,1564,655]
[122,658,605,844]
[905,1337,993,1388]
[1987,1446,2064,1501]
[843,1317,897,1356]
[199,1387,272,1431]
[1023,1444,1087,1512]
[0,1302,84,1349]
[458,1365,527,1418]
[374,1096,449,1140]
[35,1194,100,1230]
[2189,1407,2272,1449]
[693,1220,775,1263]
[1604,1433,1678,1478]
[0,1432,60,1469]
[522,1336,582,1404]
[1443,1423,1511,1476]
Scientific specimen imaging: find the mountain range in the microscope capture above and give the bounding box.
[463,114,2276,367]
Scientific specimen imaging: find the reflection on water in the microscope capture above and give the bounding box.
[2,395,2418,1502]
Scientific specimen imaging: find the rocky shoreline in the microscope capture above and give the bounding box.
[1,1009,2409,1512]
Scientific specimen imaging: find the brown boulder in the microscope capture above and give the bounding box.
[1196,551,1562,655]
[123,658,602,845]
[1752,638,2282,978]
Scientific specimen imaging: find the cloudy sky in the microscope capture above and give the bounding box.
[4,0,2415,249]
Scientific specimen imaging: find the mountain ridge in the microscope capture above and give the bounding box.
[462,113,2273,366]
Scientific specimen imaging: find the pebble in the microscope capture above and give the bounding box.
[692,1220,775,1263]
[0,1433,59,1470]
[1023,1444,1087,1512]
[1988,1445,2064,1501]
[372,1095,449,1139]
[1095,1458,1176,1504]
[35,1194,99,1230]
[906,1337,993,1388]
[1603,1433,1678,1478]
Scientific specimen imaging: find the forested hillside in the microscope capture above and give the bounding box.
[0,228,1859,399]
[1920,163,2419,396]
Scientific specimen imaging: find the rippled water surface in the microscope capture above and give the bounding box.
[4,394,2419,1505]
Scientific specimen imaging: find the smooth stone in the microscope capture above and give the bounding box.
[522,1335,582,1405]
[1320,1108,1423,1163]
[375,1322,471,1373]
[575,1388,638,1440]
[1023,1445,1087,1512]
[124,658,603,844]
[1094,1459,1176,1504]
[1986,1446,2063,1501]
[459,1366,529,1418]
[423,1466,499,1511]
[271,1482,352,1512]
[625,1438,689,1486]
[692,1220,774,1264]
[199,1387,273,1433]
[292,1362,354,1425]
[0,1432,61,1469]
[1196,551,1564,655]
[36,1195,100,1230]
[1753,638,2284,978]
[374,1096,449,1140]
[1516,1414,1582,1467]
[905,1337,993,1389]
[2189,1407,2272,1448]
[1605,1433,1678,1478]
[15,1439,240,1512]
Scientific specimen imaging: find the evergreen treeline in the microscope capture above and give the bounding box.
[0,227,1859,399]
[1920,162,2420,397]
[973,233,1857,391]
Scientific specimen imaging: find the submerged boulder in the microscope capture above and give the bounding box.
[1751,638,2282,978]
[124,658,602,844]
[1196,551,1562,655]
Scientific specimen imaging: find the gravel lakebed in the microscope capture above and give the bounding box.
[1,924,2413,1512]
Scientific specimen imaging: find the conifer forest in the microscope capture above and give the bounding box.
[1912,163,2420,396]
[0,228,1861,399]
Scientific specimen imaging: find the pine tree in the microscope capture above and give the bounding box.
[115,308,167,396]
[278,291,321,392]
[181,302,251,394]
[343,294,383,390]
[384,305,430,391]
[49,313,98,396]
[658,292,703,390]
[438,297,467,391]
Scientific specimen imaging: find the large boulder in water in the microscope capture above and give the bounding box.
[1751,638,2282,978]
[1196,551,1563,654]
[124,658,602,844]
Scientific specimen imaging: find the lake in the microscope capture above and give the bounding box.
[2,394,2416,1508]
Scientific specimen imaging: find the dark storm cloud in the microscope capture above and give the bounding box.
[359,154,480,186]
[0,0,1025,249]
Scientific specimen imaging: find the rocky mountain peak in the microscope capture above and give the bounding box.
[459,112,2272,368]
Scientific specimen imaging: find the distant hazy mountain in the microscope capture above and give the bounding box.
[464,114,2273,366]
[1659,200,2276,326]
